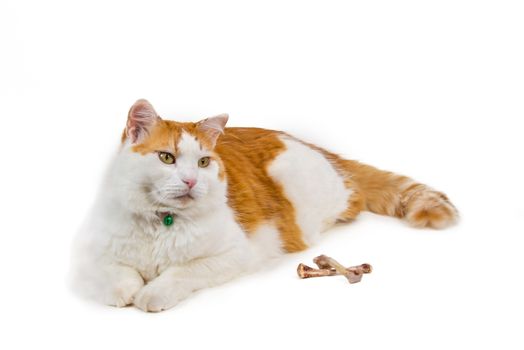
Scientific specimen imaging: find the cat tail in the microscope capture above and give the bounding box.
[329,156,458,229]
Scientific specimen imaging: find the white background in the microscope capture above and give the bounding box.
[1,1,523,349]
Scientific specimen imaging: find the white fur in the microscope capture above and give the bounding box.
[71,131,351,311]
[248,223,285,263]
[71,132,254,311]
[268,136,351,245]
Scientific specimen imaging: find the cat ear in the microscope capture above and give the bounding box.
[197,114,229,147]
[126,99,160,143]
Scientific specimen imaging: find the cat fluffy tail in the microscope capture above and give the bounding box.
[330,157,459,229]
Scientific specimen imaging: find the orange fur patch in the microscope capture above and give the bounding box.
[126,117,217,152]
[215,128,307,252]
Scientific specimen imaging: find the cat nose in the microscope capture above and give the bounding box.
[183,178,197,189]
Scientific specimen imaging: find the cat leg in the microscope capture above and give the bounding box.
[74,262,144,307]
[338,160,458,228]
[134,246,249,312]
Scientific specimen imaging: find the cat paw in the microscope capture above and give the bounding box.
[404,190,458,229]
[103,277,144,307]
[133,281,189,312]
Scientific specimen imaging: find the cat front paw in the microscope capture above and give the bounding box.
[133,281,190,312]
[103,277,144,307]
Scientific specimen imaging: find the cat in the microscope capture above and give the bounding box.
[71,99,458,312]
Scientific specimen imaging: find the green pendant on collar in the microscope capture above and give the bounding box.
[163,214,174,226]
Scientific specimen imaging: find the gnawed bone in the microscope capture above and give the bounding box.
[297,255,372,284]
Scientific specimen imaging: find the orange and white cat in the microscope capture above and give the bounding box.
[71,99,458,312]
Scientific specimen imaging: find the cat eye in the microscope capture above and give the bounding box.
[158,152,175,164]
[198,156,211,168]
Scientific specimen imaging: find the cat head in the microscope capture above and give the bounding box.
[114,99,228,214]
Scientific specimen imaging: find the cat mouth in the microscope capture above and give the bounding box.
[173,192,195,202]
[148,187,195,208]
[175,193,193,200]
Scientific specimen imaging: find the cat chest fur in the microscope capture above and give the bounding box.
[108,216,207,282]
